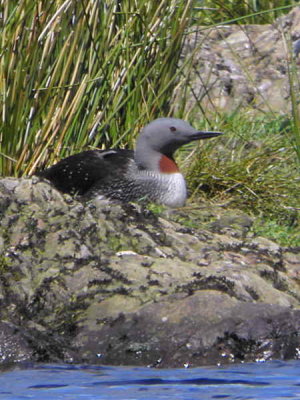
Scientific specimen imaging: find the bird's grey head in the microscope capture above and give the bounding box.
[135,117,222,163]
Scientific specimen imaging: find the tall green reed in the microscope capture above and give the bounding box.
[1,0,194,176]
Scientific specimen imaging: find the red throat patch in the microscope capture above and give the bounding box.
[159,155,179,173]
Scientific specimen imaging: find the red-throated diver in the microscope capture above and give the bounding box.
[36,118,223,207]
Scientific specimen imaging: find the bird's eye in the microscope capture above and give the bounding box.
[170,126,177,132]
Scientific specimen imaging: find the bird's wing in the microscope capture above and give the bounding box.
[36,149,134,195]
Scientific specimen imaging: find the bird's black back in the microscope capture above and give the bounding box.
[36,149,134,196]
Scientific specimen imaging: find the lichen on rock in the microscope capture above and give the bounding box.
[0,177,300,368]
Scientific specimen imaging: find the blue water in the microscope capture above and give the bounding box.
[0,360,300,399]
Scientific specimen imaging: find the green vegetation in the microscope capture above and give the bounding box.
[1,1,299,246]
[252,218,299,247]
[182,113,300,246]
[196,0,295,24]
[1,0,194,176]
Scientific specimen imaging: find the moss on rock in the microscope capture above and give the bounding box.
[0,177,300,367]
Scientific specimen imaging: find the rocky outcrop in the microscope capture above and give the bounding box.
[0,177,299,368]
[183,6,300,113]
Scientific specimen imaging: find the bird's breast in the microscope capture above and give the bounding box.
[159,172,187,207]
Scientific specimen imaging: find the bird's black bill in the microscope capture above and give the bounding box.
[192,131,224,140]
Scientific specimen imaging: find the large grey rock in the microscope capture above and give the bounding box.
[183,6,300,113]
[0,178,299,367]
